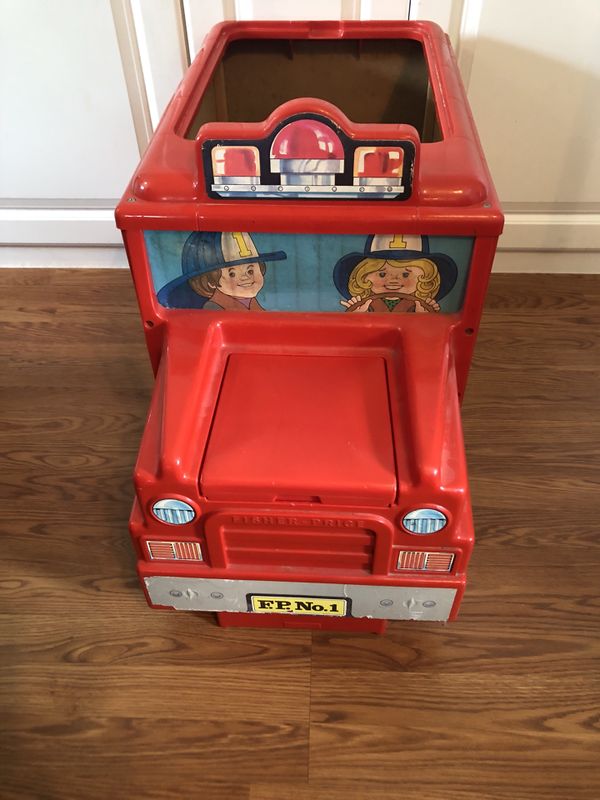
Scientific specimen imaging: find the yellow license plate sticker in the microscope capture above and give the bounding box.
[249,595,347,616]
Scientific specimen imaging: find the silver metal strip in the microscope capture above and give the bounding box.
[211,184,405,198]
[144,576,457,621]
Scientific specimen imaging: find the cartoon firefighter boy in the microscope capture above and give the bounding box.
[157,231,286,310]
[333,234,458,313]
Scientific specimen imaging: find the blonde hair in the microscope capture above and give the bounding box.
[348,258,441,301]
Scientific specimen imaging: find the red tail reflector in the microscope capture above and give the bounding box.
[147,540,203,561]
[397,551,454,572]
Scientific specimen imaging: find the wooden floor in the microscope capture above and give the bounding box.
[1,269,599,800]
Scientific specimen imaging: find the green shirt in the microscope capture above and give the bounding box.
[383,297,403,312]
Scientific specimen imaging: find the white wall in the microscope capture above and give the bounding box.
[1,0,599,271]
[0,0,141,201]
[0,0,142,258]
[0,0,187,262]
[458,0,600,267]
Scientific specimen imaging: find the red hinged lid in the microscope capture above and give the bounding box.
[201,353,397,505]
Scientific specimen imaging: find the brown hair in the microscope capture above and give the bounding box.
[188,262,266,298]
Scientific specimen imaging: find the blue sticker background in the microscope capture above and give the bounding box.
[145,231,473,313]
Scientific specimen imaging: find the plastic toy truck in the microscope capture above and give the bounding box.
[116,20,503,633]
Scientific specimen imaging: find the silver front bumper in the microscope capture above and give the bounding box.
[144,577,457,622]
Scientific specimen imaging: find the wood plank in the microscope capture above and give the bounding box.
[309,670,600,793]
[311,565,600,675]
[3,776,248,800]
[0,613,310,668]
[2,714,306,790]
[309,723,599,792]
[0,664,310,722]
[251,783,581,800]
[311,670,599,730]
[0,269,599,800]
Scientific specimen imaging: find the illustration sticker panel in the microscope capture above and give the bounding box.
[202,113,416,201]
[145,231,474,314]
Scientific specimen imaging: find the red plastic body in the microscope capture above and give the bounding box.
[116,20,503,633]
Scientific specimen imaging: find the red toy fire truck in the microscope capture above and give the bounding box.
[116,20,503,633]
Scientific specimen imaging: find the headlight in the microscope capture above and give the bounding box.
[152,498,195,525]
[402,508,447,534]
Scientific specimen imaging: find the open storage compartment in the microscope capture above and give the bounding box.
[187,36,442,141]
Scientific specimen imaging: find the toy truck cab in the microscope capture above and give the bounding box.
[116,21,503,633]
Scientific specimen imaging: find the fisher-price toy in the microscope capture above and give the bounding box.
[116,21,503,633]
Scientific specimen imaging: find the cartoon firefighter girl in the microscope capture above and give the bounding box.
[333,234,458,313]
[157,231,286,310]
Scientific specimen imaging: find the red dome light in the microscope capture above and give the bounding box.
[271,120,344,161]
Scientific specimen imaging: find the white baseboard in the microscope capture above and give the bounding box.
[1,210,599,272]
[2,209,599,247]
[502,213,600,250]
[492,250,599,273]
[1,246,598,273]
[0,246,128,268]
[0,208,121,246]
